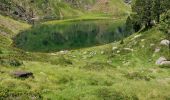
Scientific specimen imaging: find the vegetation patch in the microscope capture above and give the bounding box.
[0,87,42,100]
[50,56,73,66]
[0,58,23,67]
[125,70,156,81]
[82,62,115,71]
[96,87,139,100]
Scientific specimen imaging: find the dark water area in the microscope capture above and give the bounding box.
[14,19,133,52]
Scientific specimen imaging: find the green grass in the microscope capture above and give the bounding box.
[1,24,170,99]
[0,8,170,100]
[0,0,130,21]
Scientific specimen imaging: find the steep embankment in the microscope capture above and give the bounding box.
[0,0,130,22]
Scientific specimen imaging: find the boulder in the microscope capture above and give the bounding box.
[160,39,170,46]
[156,57,170,67]
[161,61,170,67]
[11,71,34,78]
[156,57,167,65]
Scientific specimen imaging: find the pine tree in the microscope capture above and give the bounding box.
[152,0,170,23]
[132,0,154,28]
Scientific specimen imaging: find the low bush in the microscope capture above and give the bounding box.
[0,87,42,100]
[0,58,23,67]
[125,71,155,81]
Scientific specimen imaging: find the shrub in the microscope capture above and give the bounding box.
[0,87,42,100]
[125,71,155,81]
[0,59,23,67]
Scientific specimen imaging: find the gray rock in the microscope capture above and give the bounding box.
[123,48,134,52]
[154,48,160,53]
[112,47,118,51]
[161,61,170,66]
[150,43,155,47]
[156,57,167,65]
[160,40,170,46]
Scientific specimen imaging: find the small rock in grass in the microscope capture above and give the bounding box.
[156,57,170,67]
[123,48,134,52]
[11,71,34,78]
[154,48,160,53]
[150,43,155,47]
[156,57,167,65]
[101,51,104,54]
[112,47,118,51]
[83,51,87,55]
[160,39,170,46]
[117,50,120,53]
[59,50,68,54]
[160,61,170,67]
[141,39,145,42]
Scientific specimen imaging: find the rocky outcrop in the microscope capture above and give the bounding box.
[160,39,170,46]
[156,57,167,65]
[156,57,170,67]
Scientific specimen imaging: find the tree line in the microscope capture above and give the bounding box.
[129,0,170,30]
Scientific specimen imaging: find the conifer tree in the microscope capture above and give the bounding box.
[132,0,154,28]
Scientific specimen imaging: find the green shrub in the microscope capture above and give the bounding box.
[125,71,155,81]
[0,59,23,67]
[0,87,42,100]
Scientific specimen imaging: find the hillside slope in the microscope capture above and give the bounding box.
[0,0,130,22]
[0,13,170,99]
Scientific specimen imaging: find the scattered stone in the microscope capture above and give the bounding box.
[59,50,68,54]
[101,51,105,54]
[154,48,160,53]
[112,47,118,51]
[142,45,145,48]
[83,51,87,55]
[160,39,170,46]
[117,50,120,53]
[11,71,34,78]
[160,61,170,67]
[123,48,134,52]
[141,39,145,42]
[150,43,155,47]
[50,53,57,56]
[156,57,170,67]
[90,51,96,56]
[156,57,167,65]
